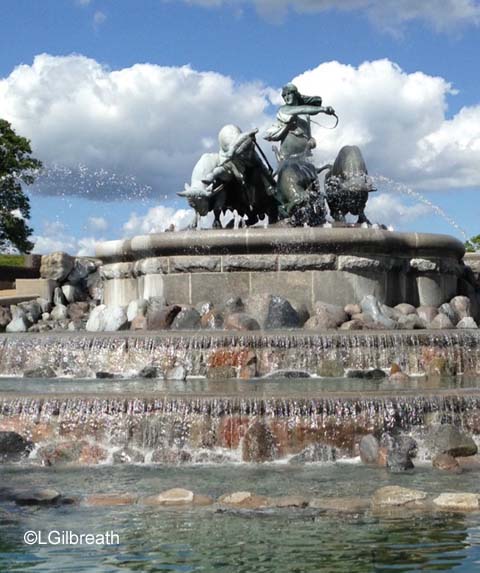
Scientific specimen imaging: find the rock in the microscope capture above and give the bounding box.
[6,316,29,333]
[347,369,386,380]
[224,312,260,331]
[103,306,128,331]
[130,315,147,330]
[426,424,478,457]
[339,319,365,330]
[314,302,347,326]
[289,443,337,464]
[384,435,417,473]
[344,303,361,317]
[265,296,300,329]
[62,284,85,304]
[14,488,62,506]
[195,301,214,316]
[51,304,68,321]
[40,252,74,281]
[151,448,192,464]
[53,286,67,307]
[37,441,84,465]
[433,493,479,511]
[389,372,411,383]
[146,488,194,506]
[86,270,103,301]
[147,304,181,330]
[127,299,147,322]
[387,449,414,472]
[429,313,455,329]
[360,295,396,329]
[457,455,480,471]
[372,486,427,507]
[201,310,224,330]
[24,366,56,378]
[0,431,33,461]
[242,420,277,462]
[457,317,478,329]
[112,448,145,464]
[394,303,417,316]
[262,369,311,379]
[432,453,462,473]
[18,301,42,323]
[86,305,106,332]
[310,497,369,513]
[268,496,309,508]
[84,494,137,506]
[218,491,269,509]
[439,303,459,325]
[138,366,162,379]
[380,304,401,320]
[223,296,244,314]
[165,365,187,381]
[67,301,90,320]
[68,320,84,331]
[397,314,426,330]
[36,298,52,313]
[304,313,337,330]
[417,305,439,323]
[66,258,97,284]
[0,307,12,331]
[450,296,472,320]
[78,444,108,465]
[96,371,115,379]
[359,434,379,465]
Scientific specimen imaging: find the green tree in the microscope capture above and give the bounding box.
[465,235,480,253]
[0,119,42,253]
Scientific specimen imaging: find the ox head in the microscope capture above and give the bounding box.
[177,183,212,216]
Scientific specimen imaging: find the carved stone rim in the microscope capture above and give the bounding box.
[96,228,465,262]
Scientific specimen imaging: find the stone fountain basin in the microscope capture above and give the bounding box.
[95,227,465,309]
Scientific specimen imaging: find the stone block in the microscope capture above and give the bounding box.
[103,278,139,306]
[250,271,313,310]
[100,262,134,280]
[170,256,221,273]
[278,254,336,271]
[133,257,169,276]
[222,255,277,272]
[337,255,393,272]
[313,271,387,307]
[190,273,250,306]
[162,274,191,305]
[416,275,457,307]
[15,279,56,302]
[141,274,164,300]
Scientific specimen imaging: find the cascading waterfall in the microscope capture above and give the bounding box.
[1,330,480,378]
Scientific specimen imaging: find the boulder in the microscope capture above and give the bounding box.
[84,494,137,506]
[53,286,67,306]
[143,488,198,507]
[457,317,478,329]
[24,366,56,378]
[14,488,62,506]
[201,310,224,330]
[51,304,68,321]
[138,366,162,379]
[165,365,187,381]
[394,303,417,316]
[67,301,90,320]
[304,313,337,330]
[18,301,42,323]
[6,316,29,333]
[265,296,300,329]
[218,491,269,509]
[417,306,438,323]
[195,301,214,316]
[426,424,478,457]
[130,315,147,330]
[359,434,379,465]
[339,319,365,330]
[397,314,426,330]
[432,453,462,474]
[103,306,128,331]
[40,252,74,281]
[313,302,347,326]
[0,307,12,331]
[127,299,147,322]
[372,486,427,507]
[0,431,33,461]
[36,298,52,313]
[112,448,145,464]
[450,295,472,320]
[429,313,455,329]
[147,304,181,330]
[171,308,201,330]
[61,284,85,304]
[86,270,103,301]
[433,493,479,511]
[224,312,260,331]
[289,443,337,464]
[222,296,245,314]
[439,303,459,325]
[66,258,98,284]
[360,295,396,329]
[344,303,361,317]
[242,420,278,462]
[86,305,106,332]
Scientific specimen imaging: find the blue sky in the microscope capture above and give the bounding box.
[1,0,480,253]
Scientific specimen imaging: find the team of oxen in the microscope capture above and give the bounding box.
[178,125,376,229]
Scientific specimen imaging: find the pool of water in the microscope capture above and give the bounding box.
[1,464,480,572]
[1,374,479,397]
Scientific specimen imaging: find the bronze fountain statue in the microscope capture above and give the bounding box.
[179,83,376,228]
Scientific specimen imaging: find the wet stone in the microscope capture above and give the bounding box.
[242,420,278,462]
[310,497,370,514]
[138,366,162,379]
[147,304,181,330]
[14,488,62,506]
[112,448,146,464]
[0,431,33,462]
[416,305,438,323]
[372,486,427,507]
[359,434,379,465]
[432,453,462,474]
[219,491,270,509]
[289,443,337,464]
[171,308,201,330]
[433,493,480,511]
[265,296,300,329]
[426,424,478,458]
[84,494,138,506]
[224,312,260,331]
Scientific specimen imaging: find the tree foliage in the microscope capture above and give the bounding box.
[465,235,480,253]
[0,119,42,253]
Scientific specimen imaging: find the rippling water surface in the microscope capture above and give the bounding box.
[1,464,480,572]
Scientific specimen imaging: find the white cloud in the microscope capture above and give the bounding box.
[180,0,480,30]
[87,216,108,231]
[123,205,193,235]
[93,10,107,28]
[365,192,430,227]
[32,221,78,254]
[1,54,480,205]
